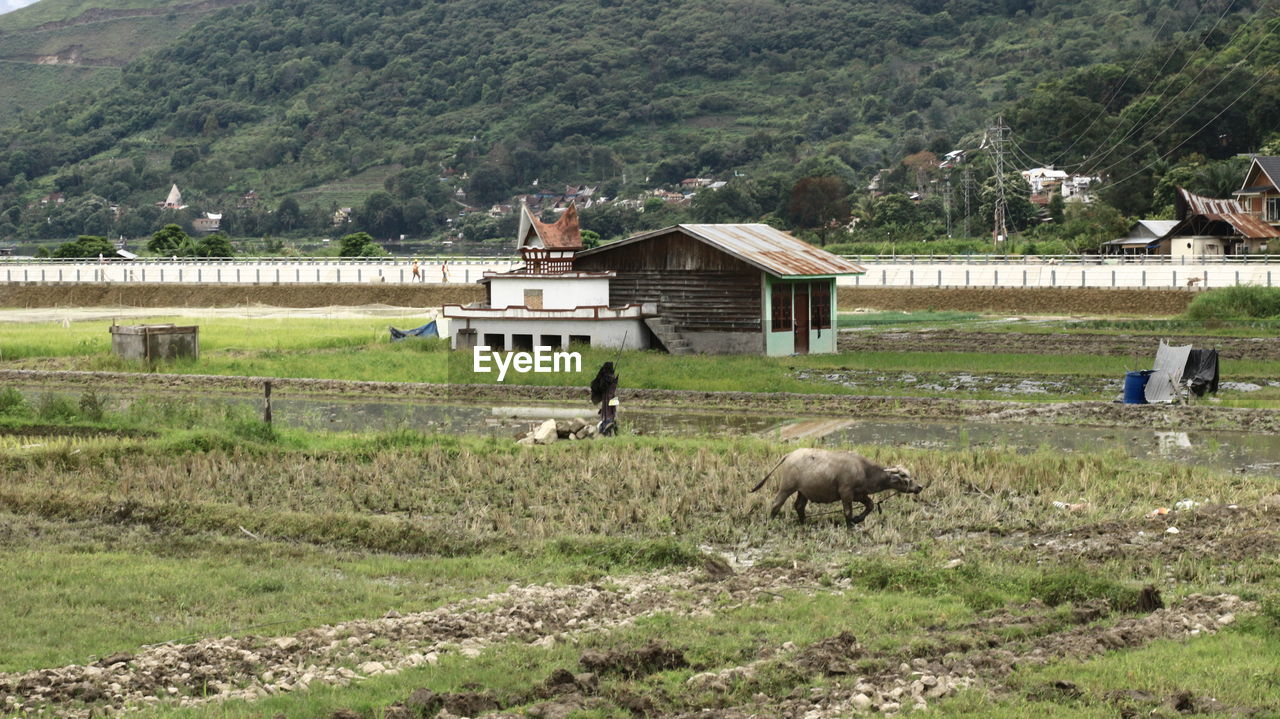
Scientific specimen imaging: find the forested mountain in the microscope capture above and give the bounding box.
[0,0,1275,248]
[0,0,252,126]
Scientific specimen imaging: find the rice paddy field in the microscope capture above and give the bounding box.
[2,301,1279,718]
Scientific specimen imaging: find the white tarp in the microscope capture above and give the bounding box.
[1146,340,1191,403]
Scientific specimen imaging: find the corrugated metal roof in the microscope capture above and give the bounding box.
[1134,220,1179,237]
[1175,188,1278,239]
[580,224,865,277]
[1178,187,1246,217]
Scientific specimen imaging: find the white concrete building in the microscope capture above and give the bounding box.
[442,203,652,351]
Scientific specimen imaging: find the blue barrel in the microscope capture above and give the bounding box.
[1123,370,1154,404]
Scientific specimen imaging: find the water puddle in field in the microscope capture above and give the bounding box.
[8,387,1280,477]
[794,369,1278,397]
[805,420,1280,478]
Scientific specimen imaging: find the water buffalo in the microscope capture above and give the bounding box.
[750,448,922,527]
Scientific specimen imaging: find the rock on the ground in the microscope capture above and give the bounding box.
[532,419,558,444]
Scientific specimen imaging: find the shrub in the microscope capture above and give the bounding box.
[1027,567,1138,611]
[78,390,106,422]
[1184,287,1280,320]
[34,393,78,422]
[0,387,28,415]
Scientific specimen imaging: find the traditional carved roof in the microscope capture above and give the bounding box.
[517,201,583,250]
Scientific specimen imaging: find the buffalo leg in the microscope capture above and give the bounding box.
[794,494,808,524]
[850,496,875,525]
[769,489,795,519]
[842,499,856,526]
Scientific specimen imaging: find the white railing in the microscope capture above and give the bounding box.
[838,263,1278,289]
[3,253,1277,266]
[1,255,1278,289]
[0,255,517,265]
[838,254,1280,265]
[0,258,521,285]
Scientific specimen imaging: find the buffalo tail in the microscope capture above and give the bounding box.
[750,455,789,493]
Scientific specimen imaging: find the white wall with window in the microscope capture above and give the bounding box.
[484,274,612,310]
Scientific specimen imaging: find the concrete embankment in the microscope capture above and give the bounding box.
[2,283,1198,316]
[0,283,486,308]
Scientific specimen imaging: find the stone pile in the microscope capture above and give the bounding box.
[516,418,598,445]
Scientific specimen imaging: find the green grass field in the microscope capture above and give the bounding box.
[3,301,1279,716]
[1,404,1278,717]
[4,316,1279,406]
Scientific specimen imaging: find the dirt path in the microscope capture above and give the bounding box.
[1,560,1255,718]
[663,593,1254,718]
[5,369,1280,434]
[0,566,821,718]
[838,329,1280,360]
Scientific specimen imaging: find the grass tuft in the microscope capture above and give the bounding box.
[1184,286,1280,320]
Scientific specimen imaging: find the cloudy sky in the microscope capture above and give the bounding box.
[0,0,41,16]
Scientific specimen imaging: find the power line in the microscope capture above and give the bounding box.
[1075,0,1245,172]
[1087,25,1279,180]
[1099,66,1278,190]
[1079,1,1272,175]
[1024,10,1182,164]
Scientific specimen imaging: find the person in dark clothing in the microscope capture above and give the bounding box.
[590,361,619,436]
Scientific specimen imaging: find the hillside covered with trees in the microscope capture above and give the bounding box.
[0,0,1276,250]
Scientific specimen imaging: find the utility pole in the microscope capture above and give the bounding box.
[942,176,952,237]
[988,114,1010,247]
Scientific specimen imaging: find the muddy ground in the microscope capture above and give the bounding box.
[838,329,1280,361]
[2,497,1268,718]
[2,285,1196,317]
[837,287,1195,316]
[4,369,1280,434]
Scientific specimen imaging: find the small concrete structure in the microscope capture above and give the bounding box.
[110,324,199,362]
[443,203,653,351]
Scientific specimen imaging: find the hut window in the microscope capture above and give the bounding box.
[771,283,792,331]
[810,282,831,329]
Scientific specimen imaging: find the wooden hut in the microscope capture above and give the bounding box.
[572,224,864,355]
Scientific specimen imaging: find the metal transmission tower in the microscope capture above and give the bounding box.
[962,167,973,237]
[987,114,1010,247]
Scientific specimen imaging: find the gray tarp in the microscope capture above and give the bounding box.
[1146,340,1192,403]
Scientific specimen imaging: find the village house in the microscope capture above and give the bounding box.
[192,212,222,233]
[1103,157,1280,256]
[444,206,865,356]
[680,178,714,190]
[1020,167,1099,205]
[1154,187,1275,257]
[443,203,652,353]
[1232,156,1280,229]
[1101,220,1180,255]
[572,224,865,355]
